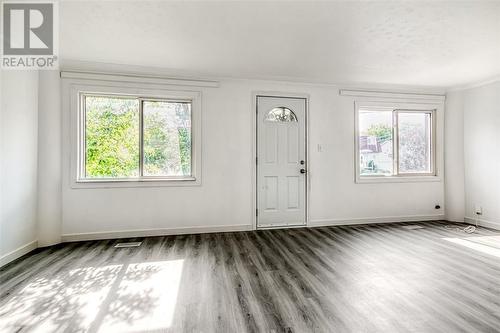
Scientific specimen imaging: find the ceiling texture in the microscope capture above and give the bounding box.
[60,1,500,88]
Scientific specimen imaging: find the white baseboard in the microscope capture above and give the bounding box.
[61,224,253,242]
[309,214,445,228]
[0,217,491,265]
[63,216,449,242]
[0,240,38,268]
[464,216,500,231]
[444,218,465,223]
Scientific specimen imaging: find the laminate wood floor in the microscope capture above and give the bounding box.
[1,221,499,333]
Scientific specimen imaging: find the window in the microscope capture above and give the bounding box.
[85,95,140,178]
[79,93,197,184]
[358,109,393,176]
[397,112,432,174]
[356,104,436,181]
[142,100,191,177]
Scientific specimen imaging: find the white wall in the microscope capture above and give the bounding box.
[0,71,39,265]
[444,91,465,222]
[1,68,496,250]
[37,71,62,246]
[463,81,500,229]
[51,71,445,240]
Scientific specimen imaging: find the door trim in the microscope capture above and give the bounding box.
[251,92,310,230]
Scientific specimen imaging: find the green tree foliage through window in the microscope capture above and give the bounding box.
[143,101,191,177]
[85,96,139,178]
[84,95,192,179]
[366,124,392,143]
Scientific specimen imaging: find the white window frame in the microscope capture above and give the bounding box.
[355,100,442,184]
[63,79,202,188]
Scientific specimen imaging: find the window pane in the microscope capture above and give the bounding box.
[398,112,432,173]
[85,96,139,178]
[359,110,394,176]
[143,101,192,177]
[265,107,298,122]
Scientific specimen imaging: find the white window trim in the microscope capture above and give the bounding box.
[354,100,443,184]
[63,79,202,188]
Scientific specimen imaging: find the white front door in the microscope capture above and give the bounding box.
[257,96,307,228]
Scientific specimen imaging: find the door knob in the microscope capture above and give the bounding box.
[300,169,307,174]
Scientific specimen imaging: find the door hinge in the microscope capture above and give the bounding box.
[256,157,258,164]
[256,209,258,217]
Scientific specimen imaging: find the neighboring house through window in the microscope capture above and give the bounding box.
[355,101,438,183]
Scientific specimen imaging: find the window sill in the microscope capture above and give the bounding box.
[71,177,201,189]
[355,175,441,184]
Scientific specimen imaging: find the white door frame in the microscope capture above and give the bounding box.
[251,92,310,230]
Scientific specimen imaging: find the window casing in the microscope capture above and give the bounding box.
[355,102,438,183]
[66,81,202,188]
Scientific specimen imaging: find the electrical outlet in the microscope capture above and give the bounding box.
[474,205,482,215]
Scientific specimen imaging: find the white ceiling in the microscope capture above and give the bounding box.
[60,1,500,88]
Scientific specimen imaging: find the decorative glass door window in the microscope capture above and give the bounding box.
[265,107,298,122]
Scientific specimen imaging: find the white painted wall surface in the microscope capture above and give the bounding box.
[52,71,445,240]
[444,91,465,222]
[37,71,62,246]
[0,71,39,264]
[463,81,500,229]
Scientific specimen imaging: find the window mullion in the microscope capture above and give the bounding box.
[139,99,144,177]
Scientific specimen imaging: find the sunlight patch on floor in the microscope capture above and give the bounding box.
[0,264,122,332]
[97,259,184,332]
[0,260,185,332]
[443,236,500,258]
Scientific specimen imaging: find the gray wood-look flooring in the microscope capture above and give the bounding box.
[1,221,500,333]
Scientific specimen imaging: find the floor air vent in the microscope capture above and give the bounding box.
[114,241,142,248]
[401,225,425,230]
